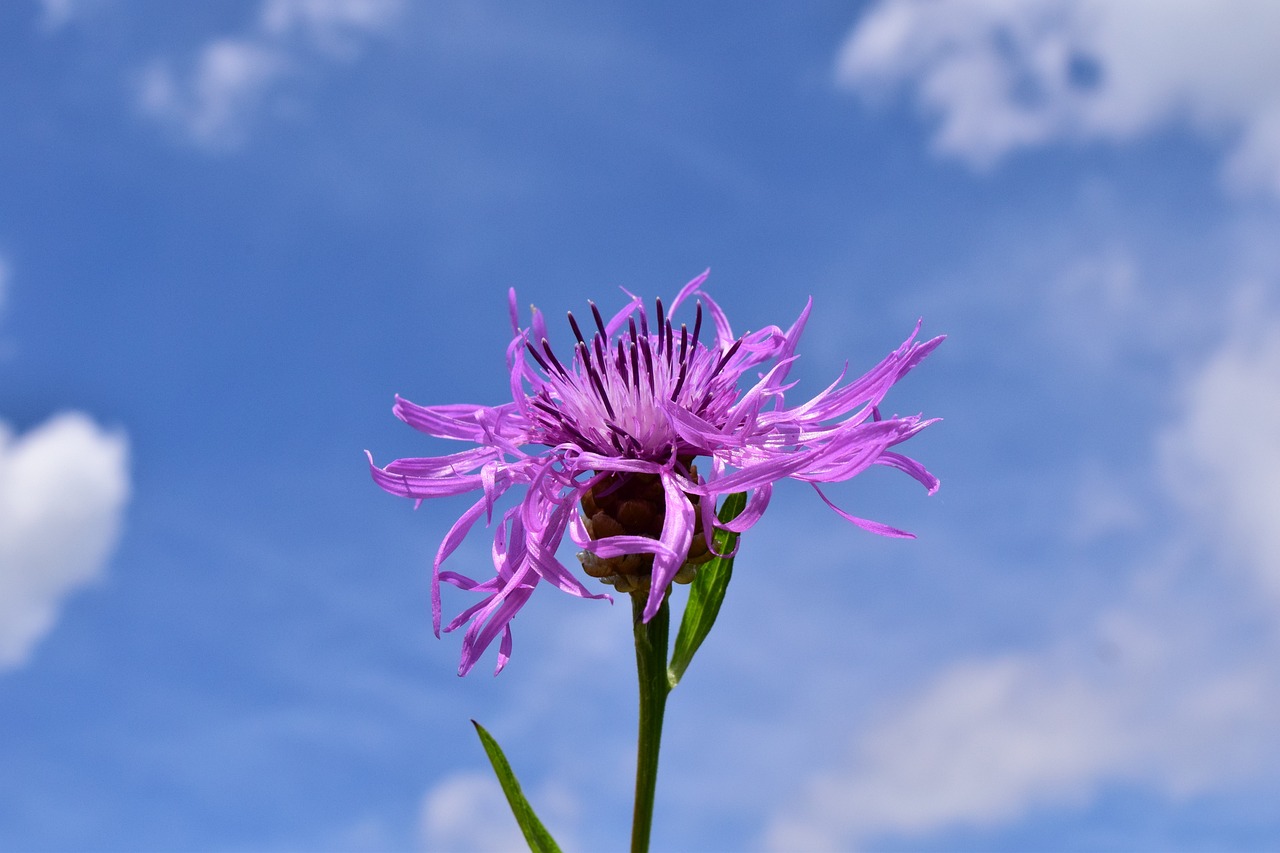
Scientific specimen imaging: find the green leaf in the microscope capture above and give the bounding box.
[667,491,747,689]
[471,720,563,853]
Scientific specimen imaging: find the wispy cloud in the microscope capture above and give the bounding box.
[0,413,131,670]
[137,0,403,150]
[139,39,287,150]
[37,0,100,32]
[837,0,1280,196]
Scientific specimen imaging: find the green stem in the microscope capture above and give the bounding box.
[629,590,671,853]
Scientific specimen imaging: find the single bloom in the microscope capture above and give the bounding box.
[369,272,943,675]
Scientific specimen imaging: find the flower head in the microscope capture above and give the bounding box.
[369,272,943,675]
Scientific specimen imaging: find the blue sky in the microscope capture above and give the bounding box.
[3,0,1280,850]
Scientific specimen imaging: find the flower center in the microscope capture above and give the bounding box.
[523,298,745,460]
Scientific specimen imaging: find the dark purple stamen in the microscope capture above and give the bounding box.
[589,301,608,339]
[694,338,745,412]
[559,418,594,448]
[609,431,626,454]
[671,358,689,401]
[581,347,617,419]
[525,341,553,375]
[531,394,594,448]
[630,343,640,389]
[567,312,587,347]
[531,397,558,416]
[655,298,666,344]
[711,337,743,377]
[593,334,609,375]
[691,302,703,351]
[639,335,655,395]
[541,339,570,378]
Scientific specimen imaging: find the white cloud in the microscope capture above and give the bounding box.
[137,0,403,149]
[417,771,532,853]
[0,412,130,669]
[838,0,1280,195]
[764,300,1280,850]
[1161,303,1280,597]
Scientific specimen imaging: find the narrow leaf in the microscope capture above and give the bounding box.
[471,720,563,853]
[667,491,747,688]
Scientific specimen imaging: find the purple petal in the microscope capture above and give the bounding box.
[367,454,500,499]
[507,287,520,335]
[496,624,513,674]
[812,483,916,539]
[521,483,611,601]
[458,579,537,676]
[701,292,735,349]
[875,450,940,495]
[579,534,676,558]
[381,446,499,476]
[719,482,772,533]
[394,397,527,443]
[432,494,494,636]
[766,297,812,402]
[643,474,695,621]
[667,269,711,315]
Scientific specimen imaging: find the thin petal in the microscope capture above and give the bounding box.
[719,482,771,533]
[875,450,940,495]
[667,269,711,315]
[394,396,526,443]
[812,483,916,539]
[368,454,497,499]
[643,474,695,621]
[432,494,493,636]
[766,297,811,402]
[458,580,537,676]
[495,624,513,674]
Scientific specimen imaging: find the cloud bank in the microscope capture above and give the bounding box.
[0,413,131,669]
[138,0,404,149]
[764,301,1280,849]
[838,0,1280,195]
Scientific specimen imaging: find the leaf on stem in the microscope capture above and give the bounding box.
[471,720,563,853]
[667,491,747,688]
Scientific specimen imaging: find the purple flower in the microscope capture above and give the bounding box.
[369,272,943,675]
